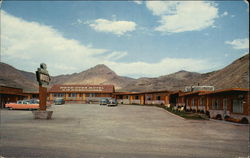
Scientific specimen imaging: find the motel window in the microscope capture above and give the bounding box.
[54,93,65,98]
[200,98,204,106]
[135,96,139,100]
[69,93,77,97]
[192,99,195,106]
[89,93,96,97]
[157,96,161,100]
[223,98,228,110]
[125,95,129,99]
[212,99,220,110]
[186,99,188,106]
[233,99,243,113]
[146,96,151,100]
[119,96,123,99]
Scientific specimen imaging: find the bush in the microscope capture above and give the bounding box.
[215,114,222,120]
[224,115,230,120]
[240,117,249,124]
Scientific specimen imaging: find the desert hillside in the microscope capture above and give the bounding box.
[0,54,248,92]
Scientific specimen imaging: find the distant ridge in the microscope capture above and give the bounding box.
[0,54,248,92]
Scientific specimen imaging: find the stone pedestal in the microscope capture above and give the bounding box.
[32,110,53,119]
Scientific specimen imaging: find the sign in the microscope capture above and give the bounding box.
[36,63,51,87]
[59,86,104,92]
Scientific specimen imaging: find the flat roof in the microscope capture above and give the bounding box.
[199,88,249,95]
[114,90,172,95]
[0,85,23,90]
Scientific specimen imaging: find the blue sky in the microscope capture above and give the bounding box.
[1,1,249,78]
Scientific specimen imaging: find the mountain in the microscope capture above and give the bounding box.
[199,54,249,89]
[122,54,249,92]
[0,54,248,92]
[51,64,135,89]
[121,70,203,92]
[0,62,38,91]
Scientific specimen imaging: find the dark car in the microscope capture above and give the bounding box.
[107,99,118,106]
[54,98,65,105]
[100,98,109,105]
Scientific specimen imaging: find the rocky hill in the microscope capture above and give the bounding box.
[199,54,249,89]
[51,64,135,90]
[0,54,248,92]
[121,70,203,92]
[0,62,38,91]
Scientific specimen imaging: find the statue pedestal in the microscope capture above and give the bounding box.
[32,110,53,119]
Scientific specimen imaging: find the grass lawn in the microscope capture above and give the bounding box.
[138,104,209,120]
[165,108,208,120]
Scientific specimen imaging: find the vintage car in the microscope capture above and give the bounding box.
[5,99,39,110]
[100,98,110,106]
[107,99,118,107]
[54,98,65,105]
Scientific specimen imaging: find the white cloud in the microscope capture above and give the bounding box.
[1,10,110,75]
[1,11,213,78]
[134,1,143,5]
[225,38,249,50]
[104,51,128,61]
[221,11,228,17]
[146,1,219,33]
[87,19,136,36]
[146,1,180,16]
[104,58,213,78]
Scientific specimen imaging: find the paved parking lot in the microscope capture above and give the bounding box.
[0,104,249,158]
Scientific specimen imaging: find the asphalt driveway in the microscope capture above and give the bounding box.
[0,104,249,158]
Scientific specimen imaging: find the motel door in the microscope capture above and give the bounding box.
[223,98,227,116]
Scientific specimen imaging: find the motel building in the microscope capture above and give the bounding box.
[177,88,249,123]
[1,84,249,124]
[0,85,38,108]
[200,88,249,122]
[114,90,171,105]
[48,85,115,104]
[180,91,209,113]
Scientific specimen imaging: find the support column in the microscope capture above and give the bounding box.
[129,95,133,104]
[140,95,144,105]
[165,95,169,105]
[49,93,53,101]
[66,93,69,100]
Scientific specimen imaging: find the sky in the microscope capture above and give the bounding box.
[0,1,249,78]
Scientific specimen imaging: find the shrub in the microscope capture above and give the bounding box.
[215,114,222,120]
[240,117,249,124]
[224,115,230,120]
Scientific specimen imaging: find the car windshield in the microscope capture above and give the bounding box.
[22,100,29,104]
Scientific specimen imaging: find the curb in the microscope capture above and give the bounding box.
[209,118,249,126]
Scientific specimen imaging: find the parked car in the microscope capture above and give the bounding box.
[54,98,65,105]
[29,99,39,104]
[6,100,39,110]
[108,99,118,106]
[100,98,109,105]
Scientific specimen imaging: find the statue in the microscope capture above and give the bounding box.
[36,63,51,87]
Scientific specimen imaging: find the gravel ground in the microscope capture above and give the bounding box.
[0,104,249,158]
